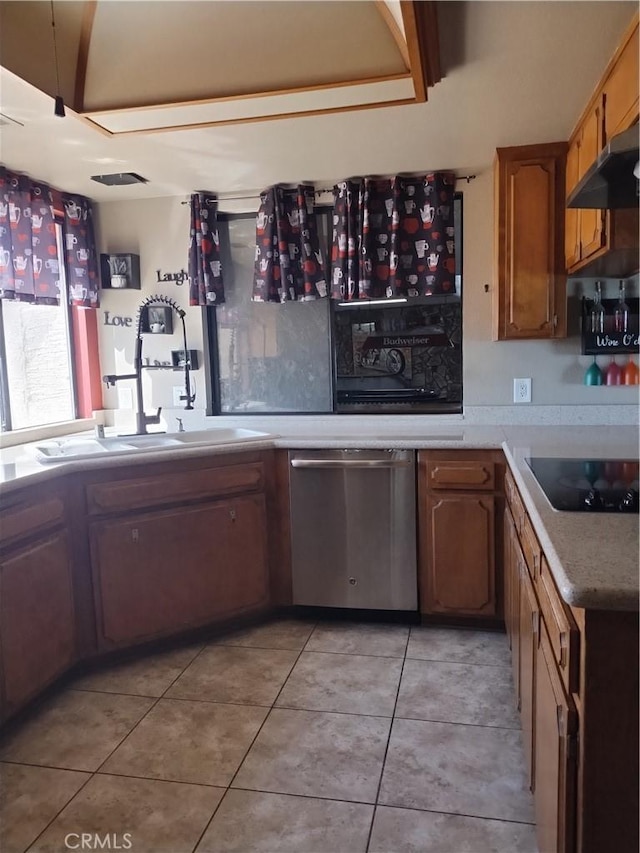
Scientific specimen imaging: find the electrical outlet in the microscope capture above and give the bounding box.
[173,386,185,406]
[513,378,532,403]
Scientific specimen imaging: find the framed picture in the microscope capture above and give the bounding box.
[100,254,141,289]
[143,305,173,334]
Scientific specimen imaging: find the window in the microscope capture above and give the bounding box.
[0,224,76,431]
[207,212,333,414]
[205,195,462,415]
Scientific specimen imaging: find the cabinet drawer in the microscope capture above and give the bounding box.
[427,461,495,491]
[0,496,65,548]
[87,462,264,515]
[538,555,579,696]
[505,469,525,533]
[521,513,541,581]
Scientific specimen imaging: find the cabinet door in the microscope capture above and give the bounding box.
[493,143,567,340]
[519,557,539,791]
[564,137,581,270]
[603,21,639,139]
[504,506,521,709]
[0,531,76,717]
[422,493,496,617]
[578,99,606,261]
[534,625,577,853]
[91,495,269,648]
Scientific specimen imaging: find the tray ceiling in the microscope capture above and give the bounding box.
[0,1,436,133]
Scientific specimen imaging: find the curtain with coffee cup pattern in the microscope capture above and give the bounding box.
[188,192,225,306]
[62,193,100,308]
[0,167,100,308]
[330,173,456,300]
[252,185,327,303]
[0,167,60,305]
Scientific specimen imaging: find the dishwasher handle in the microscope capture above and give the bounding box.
[290,457,412,470]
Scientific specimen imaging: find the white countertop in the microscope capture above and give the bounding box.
[1,424,638,612]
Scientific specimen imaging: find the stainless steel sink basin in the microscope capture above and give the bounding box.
[33,428,272,463]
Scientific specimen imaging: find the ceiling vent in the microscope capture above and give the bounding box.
[90,172,148,186]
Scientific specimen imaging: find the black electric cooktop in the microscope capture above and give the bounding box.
[526,457,639,513]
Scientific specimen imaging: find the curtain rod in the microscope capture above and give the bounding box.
[181,174,477,205]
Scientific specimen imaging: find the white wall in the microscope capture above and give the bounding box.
[95,181,639,426]
[96,198,207,432]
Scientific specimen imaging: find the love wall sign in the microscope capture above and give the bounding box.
[103,311,133,327]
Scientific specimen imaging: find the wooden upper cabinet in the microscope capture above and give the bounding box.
[493,143,567,341]
[564,13,639,276]
[602,18,639,140]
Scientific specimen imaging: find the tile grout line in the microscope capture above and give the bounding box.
[364,625,412,853]
[22,641,213,853]
[188,622,319,853]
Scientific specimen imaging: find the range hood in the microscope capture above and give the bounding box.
[567,124,640,209]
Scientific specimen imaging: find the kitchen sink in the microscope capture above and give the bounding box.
[33,428,272,463]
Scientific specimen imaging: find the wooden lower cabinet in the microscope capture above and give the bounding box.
[422,493,496,616]
[518,557,539,791]
[504,506,521,708]
[0,530,76,718]
[91,494,269,648]
[534,624,577,853]
[418,451,503,621]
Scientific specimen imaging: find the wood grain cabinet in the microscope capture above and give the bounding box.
[0,494,76,721]
[504,467,638,853]
[564,14,639,277]
[418,451,504,620]
[493,142,567,341]
[91,496,268,648]
[88,462,270,650]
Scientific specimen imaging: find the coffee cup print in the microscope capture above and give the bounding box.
[287,210,299,228]
[316,280,327,298]
[446,226,454,237]
[66,234,78,250]
[364,259,372,274]
[333,268,343,285]
[383,198,393,217]
[289,244,299,257]
[70,284,88,301]
[65,200,82,225]
[401,254,413,269]
[13,255,28,272]
[33,256,43,276]
[9,203,21,225]
[31,214,43,232]
[408,274,418,286]
[76,248,89,262]
[377,247,389,261]
[406,185,416,197]
[0,203,8,220]
[347,237,356,253]
[437,205,450,218]
[404,200,416,214]
[389,252,398,271]
[0,249,10,270]
[408,288,419,297]
[338,234,347,252]
[379,234,388,245]
[420,205,435,225]
[415,240,427,259]
[392,211,400,226]
[304,242,312,256]
[259,258,269,273]
[210,260,222,277]
[256,211,268,230]
[427,252,439,270]
[446,240,454,254]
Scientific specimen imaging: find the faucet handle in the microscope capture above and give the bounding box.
[176,417,184,433]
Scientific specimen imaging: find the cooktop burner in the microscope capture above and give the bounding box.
[526,457,639,513]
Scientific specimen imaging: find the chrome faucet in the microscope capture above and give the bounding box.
[102,295,194,436]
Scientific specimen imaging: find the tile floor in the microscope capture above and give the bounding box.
[0,620,538,853]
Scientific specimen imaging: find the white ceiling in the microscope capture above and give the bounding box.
[0,1,636,208]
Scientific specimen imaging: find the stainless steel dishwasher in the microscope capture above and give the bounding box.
[289,449,417,610]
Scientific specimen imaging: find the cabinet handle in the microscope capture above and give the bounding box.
[229,509,236,522]
[532,609,540,637]
[559,632,568,669]
[556,705,566,737]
